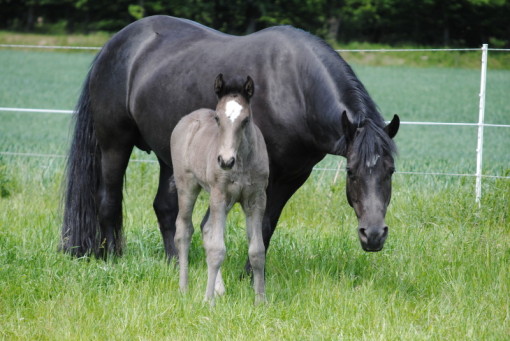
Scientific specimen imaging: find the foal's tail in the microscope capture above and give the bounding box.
[60,66,103,257]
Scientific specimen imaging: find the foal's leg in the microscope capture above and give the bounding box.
[200,208,225,296]
[174,179,200,292]
[242,188,267,304]
[153,159,178,260]
[202,188,227,304]
[244,171,312,274]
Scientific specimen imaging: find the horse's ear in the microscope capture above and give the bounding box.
[341,111,356,143]
[214,73,224,96]
[244,76,254,99]
[384,114,400,139]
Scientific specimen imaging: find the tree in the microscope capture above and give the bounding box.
[0,0,508,47]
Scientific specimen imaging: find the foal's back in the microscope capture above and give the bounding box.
[171,108,220,190]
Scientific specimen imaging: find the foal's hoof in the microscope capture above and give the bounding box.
[214,271,226,296]
[254,293,267,306]
[203,296,216,307]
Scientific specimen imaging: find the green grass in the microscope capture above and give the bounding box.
[1,31,509,69]
[1,49,509,339]
[0,161,508,339]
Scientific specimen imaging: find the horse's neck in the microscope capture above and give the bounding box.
[307,84,346,156]
[308,76,381,157]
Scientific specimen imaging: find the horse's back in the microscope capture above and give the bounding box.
[90,15,346,167]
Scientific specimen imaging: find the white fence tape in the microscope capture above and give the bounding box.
[2,108,509,128]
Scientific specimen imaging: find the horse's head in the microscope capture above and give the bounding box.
[341,112,399,252]
[213,73,254,170]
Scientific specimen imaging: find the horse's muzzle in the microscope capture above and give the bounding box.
[358,226,388,252]
[218,155,235,170]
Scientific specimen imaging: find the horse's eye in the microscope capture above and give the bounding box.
[241,117,250,127]
[214,115,219,124]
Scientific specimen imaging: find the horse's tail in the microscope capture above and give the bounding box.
[60,64,103,257]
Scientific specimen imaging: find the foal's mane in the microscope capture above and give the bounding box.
[352,118,397,171]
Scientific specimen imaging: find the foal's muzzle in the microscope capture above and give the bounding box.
[218,155,235,170]
[358,226,388,252]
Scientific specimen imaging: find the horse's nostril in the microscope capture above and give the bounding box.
[227,157,235,168]
[359,227,367,238]
[217,156,222,165]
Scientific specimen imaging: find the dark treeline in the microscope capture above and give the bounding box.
[1,0,509,47]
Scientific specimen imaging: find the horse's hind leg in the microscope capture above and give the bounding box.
[242,189,267,304]
[153,160,178,260]
[97,146,133,257]
[174,178,200,292]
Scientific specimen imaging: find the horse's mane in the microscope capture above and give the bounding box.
[267,26,385,126]
[352,118,397,172]
[265,26,392,159]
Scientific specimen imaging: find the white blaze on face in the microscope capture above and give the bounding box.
[225,100,243,123]
[366,154,380,169]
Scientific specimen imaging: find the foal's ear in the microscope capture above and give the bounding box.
[341,111,356,143]
[214,73,224,96]
[244,76,254,99]
[384,114,400,139]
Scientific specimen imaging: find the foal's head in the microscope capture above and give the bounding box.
[341,112,400,252]
[213,73,255,170]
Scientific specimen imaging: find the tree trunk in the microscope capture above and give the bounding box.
[26,4,35,31]
[327,17,340,42]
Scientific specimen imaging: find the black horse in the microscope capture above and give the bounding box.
[61,16,399,268]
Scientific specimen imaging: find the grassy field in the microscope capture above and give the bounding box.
[0,47,509,340]
[2,30,510,69]
[334,42,510,70]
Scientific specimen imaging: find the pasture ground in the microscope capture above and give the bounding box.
[0,48,509,340]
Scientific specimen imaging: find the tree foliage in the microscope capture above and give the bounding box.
[0,0,508,47]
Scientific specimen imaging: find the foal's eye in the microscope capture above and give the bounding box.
[241,117,250,128]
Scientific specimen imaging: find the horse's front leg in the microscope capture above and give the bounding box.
[202,188,227,304]
[243,171,312,275]
[153,160,179,261]
[242,188,267,304]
